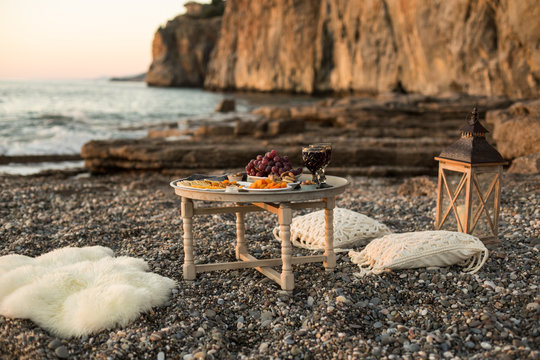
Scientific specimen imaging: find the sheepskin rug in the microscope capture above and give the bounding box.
[0,246,176,338]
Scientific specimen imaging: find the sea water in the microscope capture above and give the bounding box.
[0,79,317,174]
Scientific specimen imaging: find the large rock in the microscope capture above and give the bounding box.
[486,100,540,159]
[508,153,540,174]
[81,94,515,175]
[397,177,437,197]
[204,0,539,97]
[81,138,297,174]
[252,107,292,120]
[267,119,305,136]
[145,14,221,87]
[215,99,236,113]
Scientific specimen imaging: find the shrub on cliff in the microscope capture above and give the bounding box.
[188,0,224,19]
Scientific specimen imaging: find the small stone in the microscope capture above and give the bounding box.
[481,342,492,350]
[307,296,314,307]
[260,320,272,328]
[193,351,206,360]
[336,295,349,303]
[261,311,273,321]
[54,346,69,359]
[150,332,162,341]
[211,331,223,341]
[510,273,518,280]
[320,333,331,342]
[469,320,481,327]
[397,325,408,332]
[48,339,62,350]
[205,309,216,318]
[381,334,394,345]
[357,301,368,308]
[259,342,269,353]
[217,298,224,305]
[407,343,420,352]
[284,335,294,345]
[291,345,301,355]
[157,352,165,360]
[373,322,383,329]
[526,302,539,311]
[465,341,475,349]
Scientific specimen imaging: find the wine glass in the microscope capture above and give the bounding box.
[302,146,326,185]
[309,143,332,186]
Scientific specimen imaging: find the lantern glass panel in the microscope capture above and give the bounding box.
[440,168,467,232]
[470,171,497,238]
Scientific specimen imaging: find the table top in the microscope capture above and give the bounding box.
[170,175,349,202]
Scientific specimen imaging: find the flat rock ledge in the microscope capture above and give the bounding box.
[82,94,524,175]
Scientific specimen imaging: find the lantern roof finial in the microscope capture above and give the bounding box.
[459,104,489,135]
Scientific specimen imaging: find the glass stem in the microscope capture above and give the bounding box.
[318,169,326,184]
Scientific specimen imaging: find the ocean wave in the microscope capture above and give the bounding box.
[31,113,73,121]
[0,79,318,157]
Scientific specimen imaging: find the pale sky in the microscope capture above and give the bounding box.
[0,0,209,80]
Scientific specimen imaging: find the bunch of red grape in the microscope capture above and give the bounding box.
[245,150,303,177]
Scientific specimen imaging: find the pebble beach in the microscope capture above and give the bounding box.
[0,172,538,360]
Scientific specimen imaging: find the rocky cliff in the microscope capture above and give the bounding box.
[146,15,221,87]
[204,0,540,97]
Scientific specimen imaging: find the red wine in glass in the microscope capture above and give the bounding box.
[302,146,326,184]
[309,143,332,185]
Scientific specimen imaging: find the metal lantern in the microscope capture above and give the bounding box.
[434,105,507,245]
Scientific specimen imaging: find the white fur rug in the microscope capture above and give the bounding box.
[0,246,176,338]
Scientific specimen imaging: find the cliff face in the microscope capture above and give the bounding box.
[204,0,540,97]
[146,15,221,87]
[204,1,321,92]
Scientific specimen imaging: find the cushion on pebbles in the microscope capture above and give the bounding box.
[349,230,489,276]
[273,208,392,250]
[0,246,176,338]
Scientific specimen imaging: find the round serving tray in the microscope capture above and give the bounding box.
[170,175,349,202]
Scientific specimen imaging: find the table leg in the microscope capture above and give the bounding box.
[181,197,196,280]
[278,204,294,292]
[324,197,336,272]
[235,205,247,259]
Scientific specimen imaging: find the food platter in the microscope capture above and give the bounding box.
[175,184,226,192]
[171,179,238,192]
[170,179,300,193]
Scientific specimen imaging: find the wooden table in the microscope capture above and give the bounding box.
[170,175,349,291]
